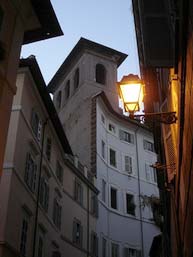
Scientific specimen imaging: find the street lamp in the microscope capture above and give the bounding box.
[117,74,177,124]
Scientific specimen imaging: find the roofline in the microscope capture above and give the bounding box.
[47,37,127,92]
[95,91,152,132]
[23,0,63,44]
[19,57,73,155]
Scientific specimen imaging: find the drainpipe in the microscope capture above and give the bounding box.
[135,127,144,257]
[32,118,48,257]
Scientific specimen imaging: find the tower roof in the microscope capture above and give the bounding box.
[47,37,127,92]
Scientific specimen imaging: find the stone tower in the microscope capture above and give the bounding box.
[48,38,127,171]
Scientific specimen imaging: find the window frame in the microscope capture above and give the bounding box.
[119,130,134,144]
[65,80,70,100]
[73,219,83,247]
[45,137,52,161]
[52,198,62,229]
[109,148,117,168]
[111,242,119,257]
[110,187,118,210]
[143,140,155,152]
[56,90,62,110]
[95,63,106,85]
[124,155,133,174]
[101,140,105,159]
[126,193,136,216]
[102,179,106,202]
[24,152,37,192]
[91,231,98,257]
[108,123,116,134]
[56,160,63,183]
[20,212,30,257]
[39,176,49,212]
[31,109,42,142]
[102,237,107,257]
[74,68,80,89]
[74,179,83,205]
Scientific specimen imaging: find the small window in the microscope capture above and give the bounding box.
[39,177,49,212]
[31,110,42,141]
[52,198,62,229]
[124,156,132,174]
[73,220,83,246]
[145,163,157,183]
[110,148,116,167]
[74,179,83,205]
[46,137,52,161]
[56,160,63,183]
[91,193,98,216]
[152,168,157,183]
[111,243,119,257]
[144,140,155,152]
[91,232,98,257]
[101,140,105,159]
[96,64,106,85]
[74,68,80,89]
[126,194,135,216]
[111,187,117,209]
[56,91,62,109]
[101,114,105,124]
[25,152,37,192]
[65,80,70,100]
[109,123,116,133]
[119,130,134,144]
[102,237,107,257]
[124,248,141,257]
[20,215,29,256]
[102,179,106,202]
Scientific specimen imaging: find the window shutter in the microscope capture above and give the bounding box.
[45,185,49,211]
[161,100,176,182]
[80,225,83,247]
[72,221,76,242]
[39,177,44,204]
[145,164,151,181]
[80,186,83,205]
[37,120,42,142]
[130,134,134,144]
[138,0,174,67]
[33,163,37,192]
[58,206,62,229]
[136,250,141,257]
[25,153,30,184]
[119,130,124,140]
[124,247,129,257]
[96,236,98,257]
[74,180,78,200]
[125,156,132,174]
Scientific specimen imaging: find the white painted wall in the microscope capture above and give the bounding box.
[96,101,160,257]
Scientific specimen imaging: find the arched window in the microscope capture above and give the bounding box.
[96,64,106,85]
[74,68,79,89]
[65,80,70,100]
[56,90,62,109]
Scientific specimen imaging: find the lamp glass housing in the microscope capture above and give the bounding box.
[118,77,144,113]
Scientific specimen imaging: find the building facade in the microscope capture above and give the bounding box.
[132,0,193,257]
[0,57,98,257]
[48,38,160,257]
[0,0,63,175]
